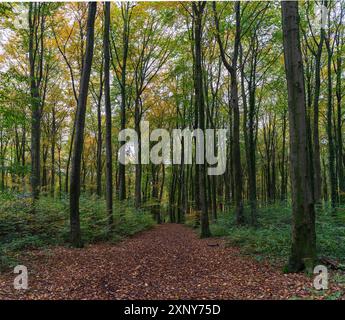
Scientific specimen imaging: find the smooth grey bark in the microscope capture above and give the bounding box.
[134,99,142,208]
[69,2,97,248]
[28,3,45,201]
[118,3,130,201]
[312,26,325,204]
[95,61,103,197]
[336,47,344,201]
[325,4,337,210]
[240,39,258,226]
[280,110,288,201]
[333,13,344,202]
[50,104,56,196]
[190,22,201,218]
[281,0,316,272]
[193,2,211,238]
[103,1,113,227]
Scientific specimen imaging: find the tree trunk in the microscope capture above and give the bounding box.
[118,3,130,201]
[325,8,337,210]
[280,110,287,201]
[312,28,325,204]
[69,2,97,248]
[65,118,76,193]
[193,2,211,238]
[96,62,103,197]
[103,1,113,227]
[28,3,42,201]
[335,51,344,201]
[50,104,56,196]
[281,0,316,272]
[134,101,142,208]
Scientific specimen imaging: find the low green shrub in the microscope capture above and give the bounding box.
[210,203,345,265]
[0,193,154,270]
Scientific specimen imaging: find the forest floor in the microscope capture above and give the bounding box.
[0,223,343,300]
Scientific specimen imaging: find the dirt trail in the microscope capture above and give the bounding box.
[0,223,314,299]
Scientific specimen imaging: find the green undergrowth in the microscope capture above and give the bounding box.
[207,203,345,266]
[0,192,154,270]
[185,203,345,298]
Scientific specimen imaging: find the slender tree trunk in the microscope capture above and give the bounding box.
[96,63,103,197]
[325,11,337,210]
[0,127,7,191]
[58,135,62,196]
[169,166,177,223]
[240,42,258,225]
[323,156,328,202]
[151,165,161,223]
[193,2,211,238]
[118,3,130,201]
[28,3,42,201]
[312,28,325,204]
[65,119,76,193]
[50,104,56,196]
[191,29,200,219]
[248,73,257,225]
[134,101,141,208]
[69,2,97,248]
[281,0,316,272]
[41,144,48,188]
[159,164,165,203]
[103,1,113,227]
[280,110,287,201]
[336,53,344,201]
[230,4,244,225]
[21,123,26,190]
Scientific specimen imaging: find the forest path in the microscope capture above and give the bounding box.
[0,223,312,299]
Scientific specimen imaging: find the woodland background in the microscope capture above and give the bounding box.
[0,1,344,288]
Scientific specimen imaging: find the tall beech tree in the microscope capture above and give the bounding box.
[192,1,211,238]
[28,3,48,201]
[281,1,316,271]
[103,1,113,227]
[334,15,345,201]
[90,59,103,197]
[69,2,97,247]
[325,1,337,210]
